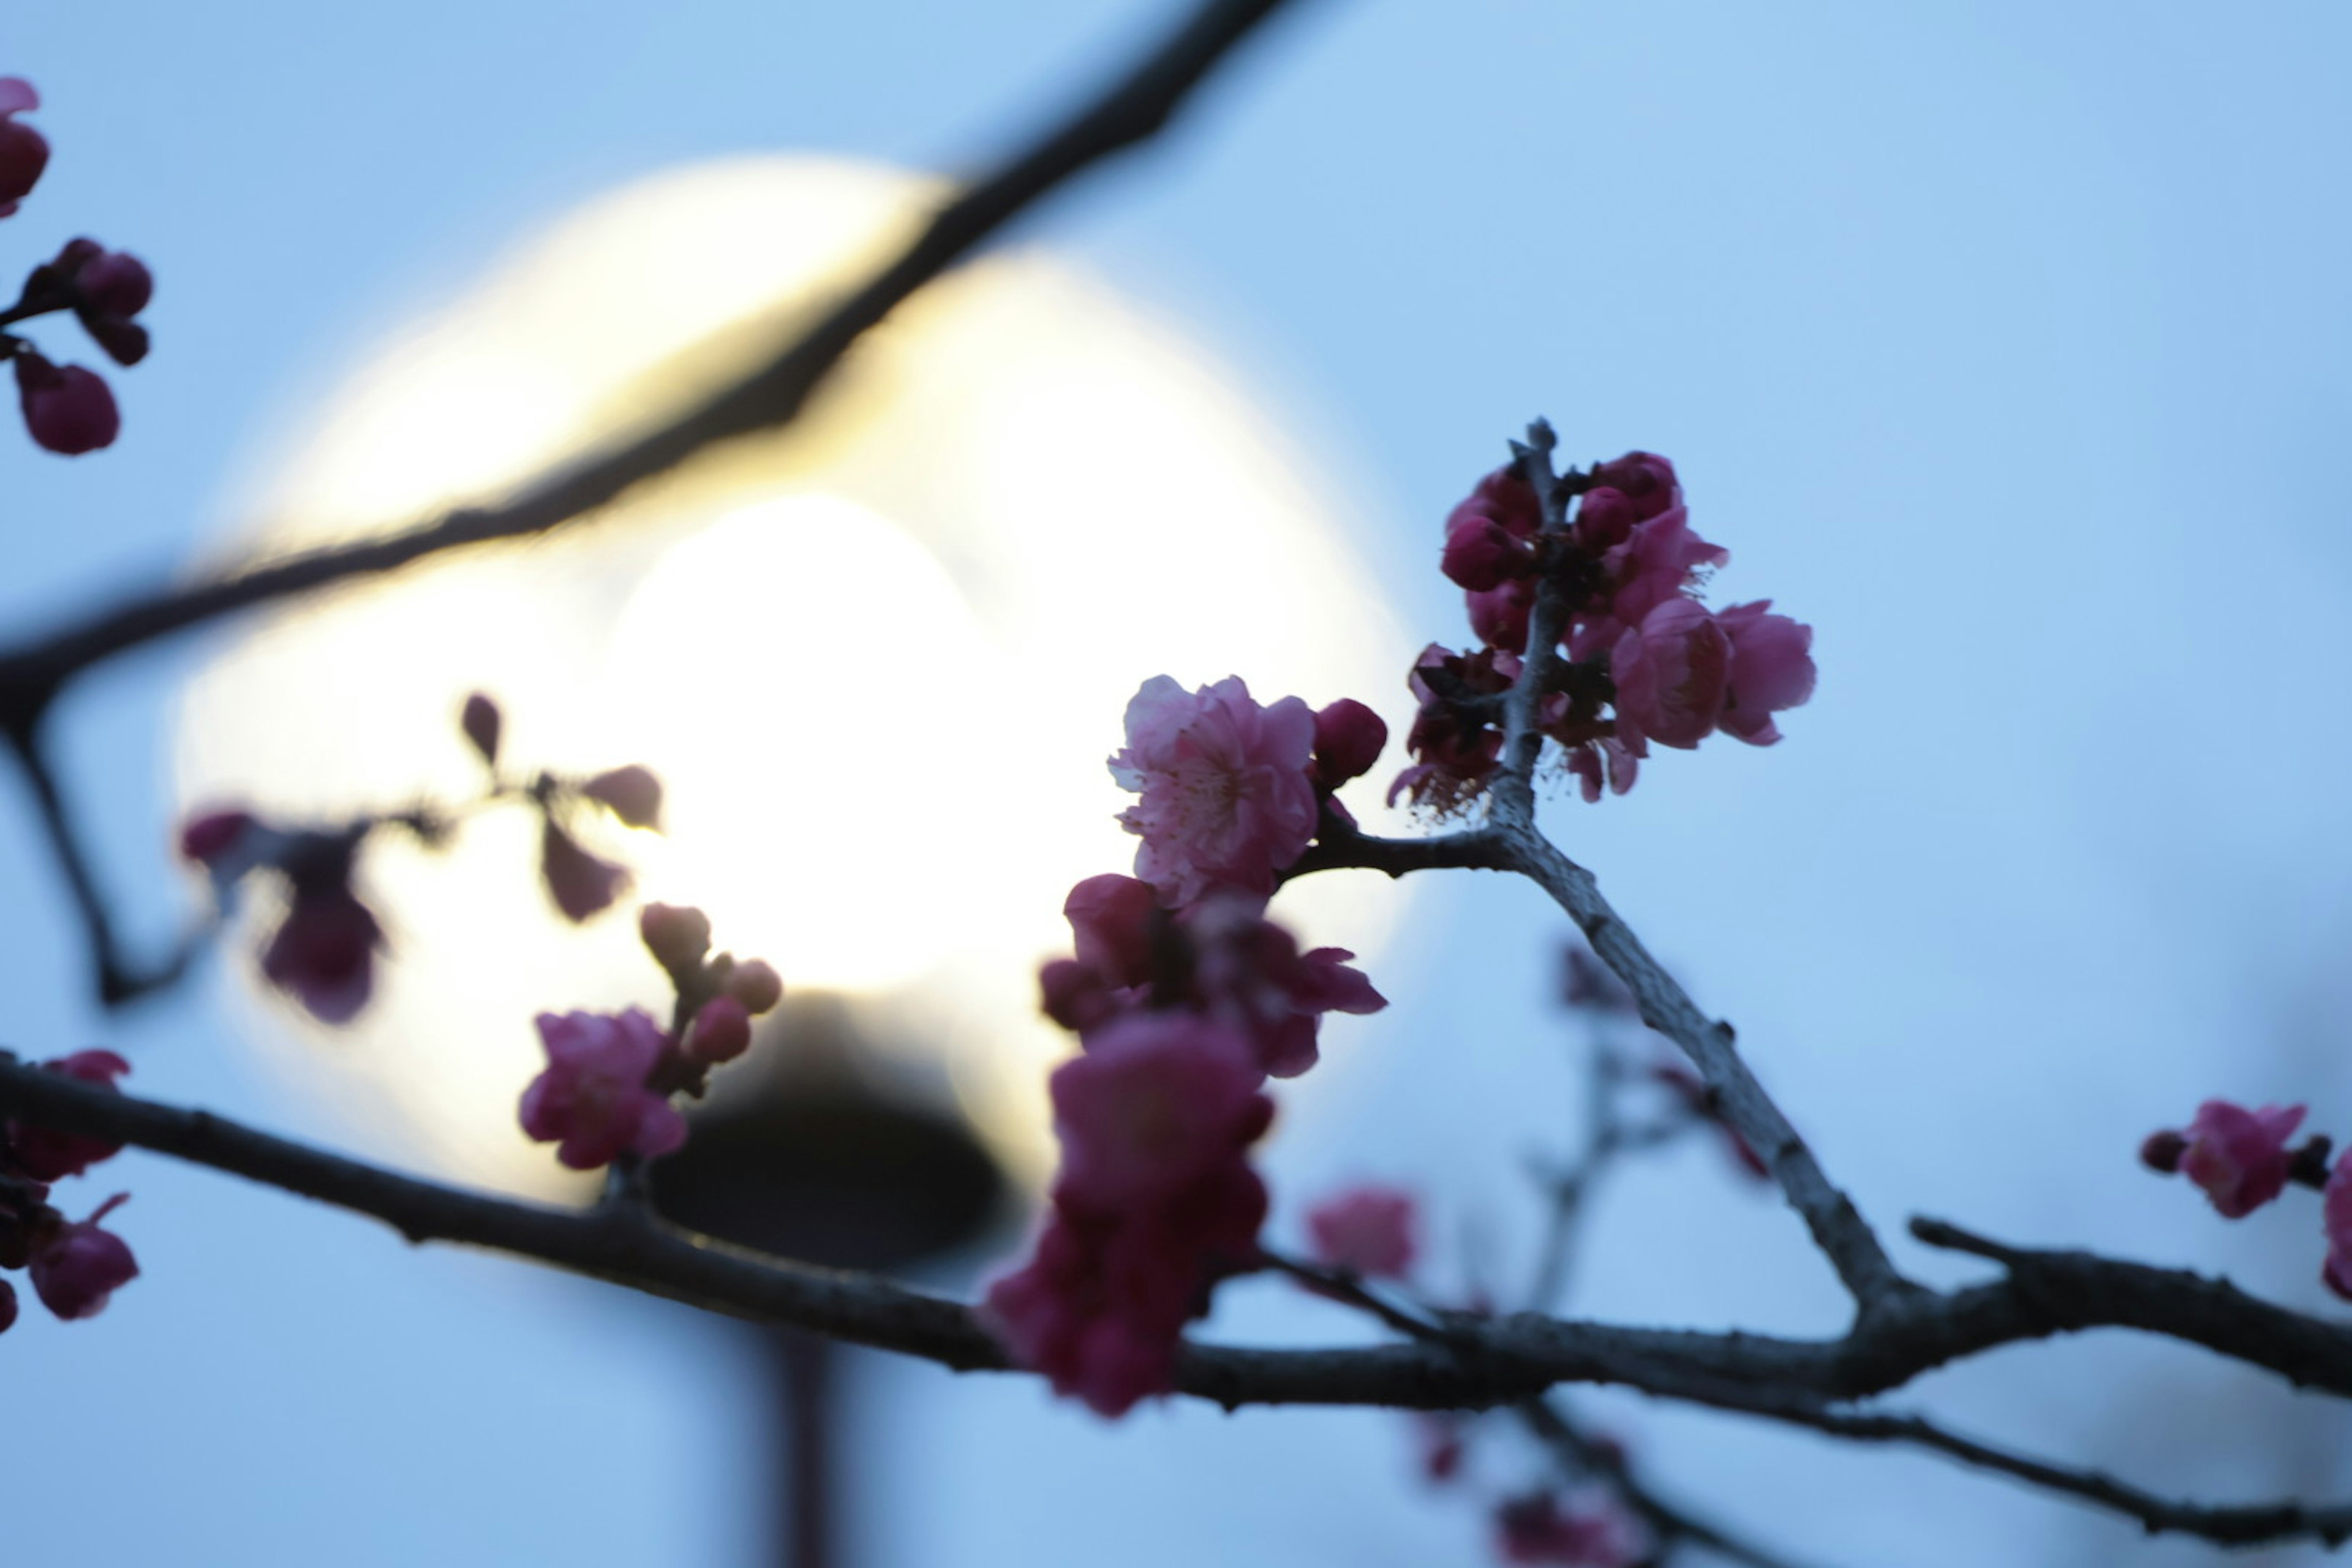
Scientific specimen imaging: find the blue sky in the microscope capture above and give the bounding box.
[4,2,2351,1564]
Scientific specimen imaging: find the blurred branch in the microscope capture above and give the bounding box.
[0,0,1314,1005]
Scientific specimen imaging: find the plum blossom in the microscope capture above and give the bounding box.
[1609,598,1730,751]
[29,1193,138,1321]
[1305,1185,1418,1280]
[518,1008,687,1170]
[2174,1099,2305,1218]
[1392,643,1515,814]
[0,78,47,217]
[7,1051,131,1182]
[1109,676,1320,907]
[2324,1150,2352,1301]
[984,1011,1272,1416]
[1310,698,1389,791]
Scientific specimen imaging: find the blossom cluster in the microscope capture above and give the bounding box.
[180,693,663,1023]
[0,1051,140,1330]
[2142,1099,2352,1295]
[0,78,153,454]
[984,676,1390,1415]
[1396,453,1815,810]
[518,903,781,1170]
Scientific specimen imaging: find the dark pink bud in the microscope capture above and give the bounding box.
[1305,1185,1417,1280]
[722,958,782,1016]
[2179,1100,2304,1218]
[76,250,151,318]
[459,692,502,765]
[682,995,753,1066]
[2139,1129,2187,1174]
[14,352,118,454]
[0,78,47,216]
[1590,451,1680,521]
[7,1050,132,1181]
[1441,511,1529,593]
[582,765,663,831]
[541,820,629,923]
[262,883,382,1023]
[0,1276,16,1334]
[1466,578,1534,654]
[638,902,712,977]
[1039,957,1123,1034]
[30,1193,138,1321]
[178,808,256,867]
[1063,875,1162,990]
[1310,698,1388,789]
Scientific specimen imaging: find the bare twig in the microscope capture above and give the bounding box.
[0,0,1315,1006]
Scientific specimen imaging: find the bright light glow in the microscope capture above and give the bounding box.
[178,157,1417,1194]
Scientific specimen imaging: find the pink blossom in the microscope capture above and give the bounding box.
[1305,1185,1417,1280]
[1716,600,1817,745]
[179,807,258,870]
[1468,577,1535,654]
[518,1008,687,1170]
[2177,1100,2305,1218]
[2323,1150,2352,1301]
[1610,598,1731,750]
[7,1050,132,1182]
[1564,737,1640,803]
[55,241,153,366]
[1570,486,1640,554]
[681,995,752,1066]
[29,1193,138,1321]
[1391,644,1514,814]
[262,880,382,1024]
[0,77,47,217]
[1050,1012,1269,1208]
[1310,698,1389,790]
[1109,676,1320,907]
[13,352,118,454]
[540,818,630,922]
[1065,873,1163,989]
[986,1011,1272,1416]
[1591,451,1680,520]
[1440,466,1542,590]
[1186,894,1385,1077]
[582,764,663,830]
[77,248,152,320]
[1585,504,1725,652]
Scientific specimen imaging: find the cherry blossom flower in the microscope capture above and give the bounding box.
[261,845,383,1025]
[518,1008,687,1170]
[2175,1099,2305,1218]
[29,1193,138,1321]
[0,78,47,217]
[1109,676,1320,907]
[2324,1150,2352,1301]
[1305,1185,1418,1280]
[1716,600,1817,745]
[1609,598,1731,750]
[7,1050,131,1182]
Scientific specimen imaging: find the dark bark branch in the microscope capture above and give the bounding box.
[7,1055,2351,1419]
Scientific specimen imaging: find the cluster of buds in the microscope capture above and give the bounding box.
[986,675,1394,1415]
[179,693,665,1023]
[0,78,154,454]
[0,1052,141,1330]
[2141,1099,2352,1296]
[1396,450,1815,812]
[516,902,781,1170]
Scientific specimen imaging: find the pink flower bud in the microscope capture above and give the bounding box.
[1589,451,1680,521]
[30,1193,138,1321]
[1466,578,1534,655]
[1310,698,1388,789]
[683,995,753,1066]
[637,902,711,978]
[1441,510,1530,592]
[262,882,382,1024]
[540,820,629,923]
[1063,874,1161,989]
[178,808,256,868]
[76,249,151,319]
[1305,1185,1418,1280]
[2139,1129,2187,1174]
[722,958,782,1016]
[459,692,502,765]
[582,765,663,831]
[0,78,48,216]
[1570,486,1639,553]
[7,1050,132,1181]
[13,352,118,454]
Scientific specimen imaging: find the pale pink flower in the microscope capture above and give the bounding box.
[1305,1185,1418,1280]
[518,1008,687,1170]
[2178,1099,2305,1218]
[1109,676,1319,907]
